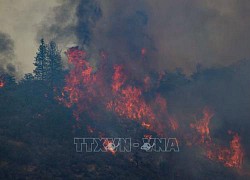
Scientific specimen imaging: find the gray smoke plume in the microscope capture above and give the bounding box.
[36,1,250,177]
[37,0,250,75]
[37,0,101,50]
[0,31,16,75]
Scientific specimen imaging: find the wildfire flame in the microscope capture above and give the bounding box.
[106,65,175,135]
[58,47,245,171]
[190,108,244,169]
[207,131,244,169]
[190,107,213,143]
[58,48,178,136]
[103,139,117,155]
[57,47,100,121]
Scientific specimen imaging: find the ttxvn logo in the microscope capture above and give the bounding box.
[74,137,179,153]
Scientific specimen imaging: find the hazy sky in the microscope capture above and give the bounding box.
[0,0,58,74]
[1,0,250,76]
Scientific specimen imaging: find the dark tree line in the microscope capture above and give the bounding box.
[24,38,64,86]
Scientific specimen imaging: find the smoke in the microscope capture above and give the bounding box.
[164,59,250,175]
[38,0,250,151]
[37,0,250,74]
[37,0,101,50]
[36,1,77,47]
[146,0,250,73]
[0,31,16,75]
[37,1,250,177]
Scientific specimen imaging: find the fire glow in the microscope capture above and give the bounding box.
[190,108,244,169]
[206,131,244,169]
[0,79,4,88]
[58,47,244,169]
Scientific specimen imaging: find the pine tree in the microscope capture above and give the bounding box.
[33,39,48,80]
[47,41,63,86]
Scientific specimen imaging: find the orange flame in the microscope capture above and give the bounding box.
[189,108,244,169]
[190,108,213,143]
[59,48,177,136]
[103,139,116,155]
[58,48,245,170]
[169,116,179,131]
[106,65,168,135]
[57,47,99,121]
[0,79,5,88]
[207,132,244,169]
[144,134,152,139]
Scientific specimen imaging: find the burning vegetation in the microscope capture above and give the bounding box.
[190,109,244,169]
[58,47,183,137]
[57,47,246,171]
[2,1,250,179]
[0,42,249,179]
[206,131,244,169]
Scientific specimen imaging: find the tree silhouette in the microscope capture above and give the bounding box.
[33,38,48,80]
[23,73,34,81]
[47,41,63,86]
[33,39,63,86]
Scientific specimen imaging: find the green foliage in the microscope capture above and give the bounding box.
[23,73,34,81]
[33,39,63,85]
[47,41,63,86]
[33,39,47,81]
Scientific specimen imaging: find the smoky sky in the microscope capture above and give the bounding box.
[36,0,250,74]
[1,0,250,74]
[1,0,250,176]
[0,31,16,74]
[0,0,58,75]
